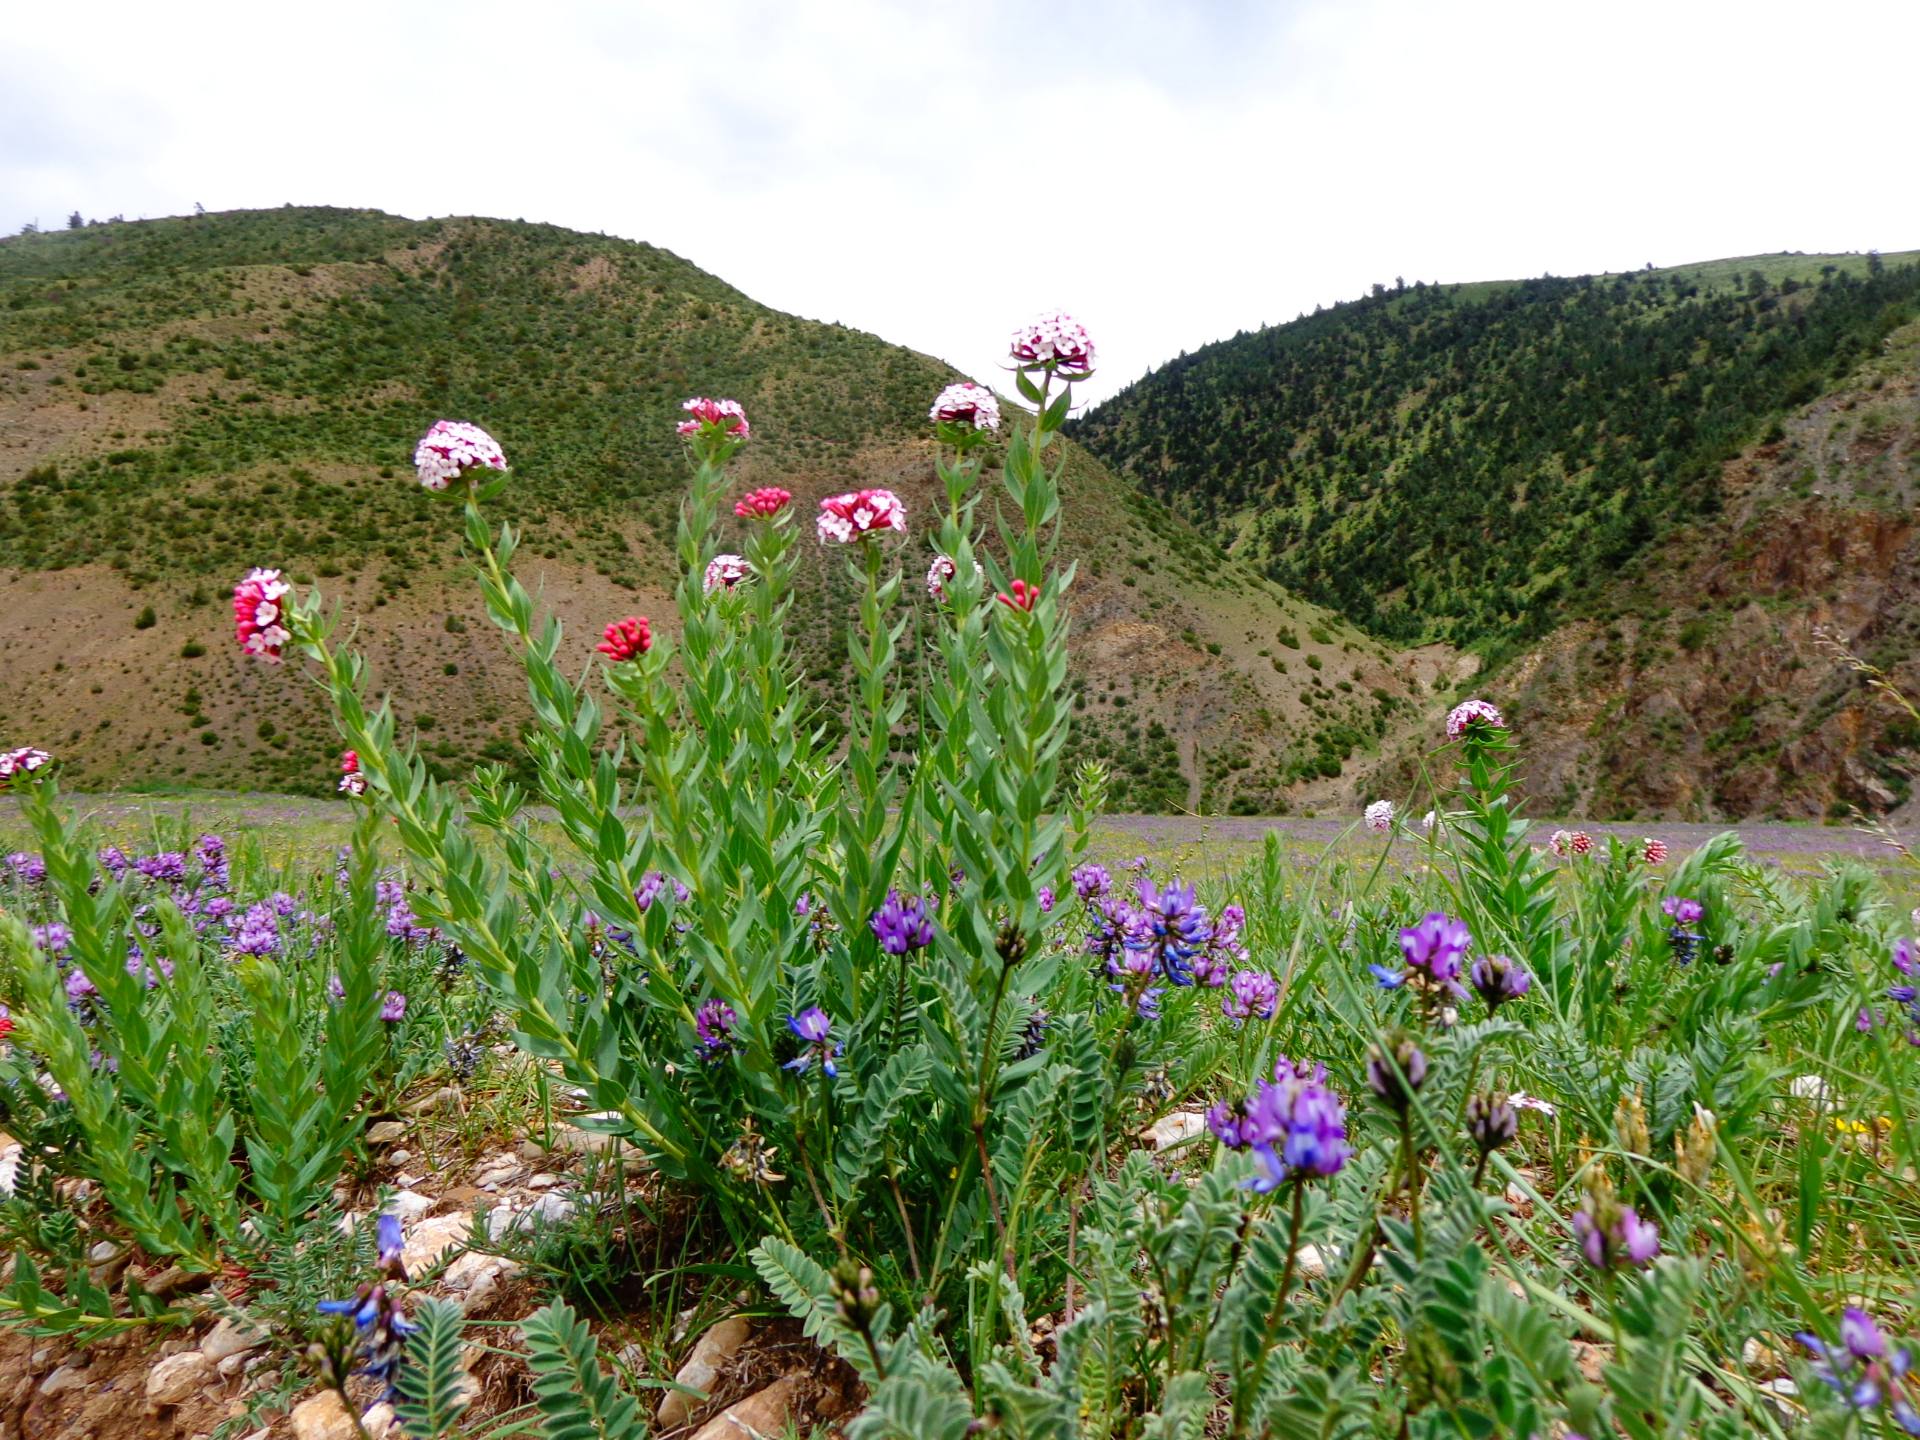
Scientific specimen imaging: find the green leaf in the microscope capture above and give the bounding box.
[394,1298,472,1439]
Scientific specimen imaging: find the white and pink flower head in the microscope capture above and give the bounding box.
[817,489,906,544]
[338,750,367,797]
[1445,698,1506,740]
[704,553,749,593]
[233,567,293,663]
[413,420,507,492]
[927,553,982,601]
[1010,310,1096,377]
[929,382,1001,432]
[1364,800,1394,834]
[677,397,749,442]
[0,747,52,789]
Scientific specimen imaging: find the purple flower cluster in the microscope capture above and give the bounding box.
[1570,1191,1660,1269]
[1886,940,1920,1047]
[1796,1307,1917,1427]
[7,852,47,886]
[1222,968,1278,1025]
[695,998,738,1060]
[229,901,281,956]
[1207,1057,1350,1192]
[870,891,933,955]
[1661,895,1704,965]
[1082,871,1245,1008]
[635,871,691,911]
[1372,911,1471,997]
[1469,953,1532,1012]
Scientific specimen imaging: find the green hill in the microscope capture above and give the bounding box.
[1070,251,1920,652]
[0,206,1436,810]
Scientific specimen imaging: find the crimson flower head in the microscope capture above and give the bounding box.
[339,750,367,797]
[998,578,1040,613]
[677,397,749,442]
[413,420,507,492]
[598,616,652,663]
[734,487,791,519]
[234,567,293,663]
[1642,837,1669,865]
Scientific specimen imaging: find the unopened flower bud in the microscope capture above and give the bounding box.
[1367,1031,1428,1112]
[1674,1103,1717,1186]
[1466,1090,1518,1154]
[1613,1089,1650,1159]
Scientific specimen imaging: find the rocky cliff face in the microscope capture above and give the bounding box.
[1487,323,1920,821]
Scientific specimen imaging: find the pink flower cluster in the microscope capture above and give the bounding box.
[734,487,791,519]
[1445,698,1505,739]
[339,750,366,797]
[677,397,749,441]
[0,747,51,788]
[1642,837,1669,865]
[705,553,749,592]
[1364,799,1394,834]
[598,616,652,663]
[929,382,1001,432]
[816,489,906,544]
[1009,310,1096,376]
[413,420,507,492]
[998,578,1040,613]
[234,568,293,663]
[1549,829,1594,859]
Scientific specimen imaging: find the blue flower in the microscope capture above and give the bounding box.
[783,1007,841,1078]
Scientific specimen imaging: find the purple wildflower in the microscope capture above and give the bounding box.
[1129,878,1212,986]
[6,852,47,886]
[695,998,738,1060]
[229,902,280,956]
[134,851,186,884]
[1469,953,1531,1012]
[65,969,97,1003]
[1038,886,1055,914]
[870,891,934,955]
[1795,1308,1918,1425]
[1222,969,1279,1025]
[380,991,407,1023]
[30,923,71,960]
[1071,864,1111,902]
[635,871,690,911]
[196,834,229,889]
[1366,1033,1428,1111]
[1214,1057,1350,1192]
[1571,1193,1660,1269]
[783,1007,840,1077]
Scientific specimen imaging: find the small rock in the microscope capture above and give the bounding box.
[40,1364,89,1397]
[87,1241,118,1264]
[516,1140,549,1163]
[146,1351,214,1408]
[366,1120,407,1145]
[362,1400,398,1439]
[1294,1244,1328,1280]
[201,1316,269,1364]
[395,1173,423,1189]
[657,1316,752,1429]
[1743,1337,1782,1375]
[690,1373,804,1440]
[387,1190,435,1222]
[217,1352,252,1380]
[1570,1340,1612,1384]
[409,1086,464,1115]
[290,1391,361,1440]
[527,1172,560,1190]
[388,1149,413,1166]
[401,1212,472,1275]
[1760,1377,1799,1398]
[1141,1110,1207,1150]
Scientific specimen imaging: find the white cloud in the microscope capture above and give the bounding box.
[4,0,1916,404]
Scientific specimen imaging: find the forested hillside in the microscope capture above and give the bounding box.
[1073,253,1920,649]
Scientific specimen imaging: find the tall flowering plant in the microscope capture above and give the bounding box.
[243,336,1097,1331]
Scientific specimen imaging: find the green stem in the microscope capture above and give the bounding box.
[1233,1183,1308,1438]
[1401,1112,1426,1261]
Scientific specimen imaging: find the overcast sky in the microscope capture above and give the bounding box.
[5,0,1916,406]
